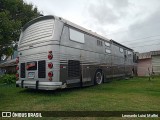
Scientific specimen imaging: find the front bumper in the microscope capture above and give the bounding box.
[16,80,63,90]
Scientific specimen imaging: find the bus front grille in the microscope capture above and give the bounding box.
[20,63,25,78]
[68,60,80,77]
[38,60,46,78]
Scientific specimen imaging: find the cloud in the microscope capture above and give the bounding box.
[24,0,160,53]
[129,10,160,37]
[88,0,130,25]
[109,7,160,53]
[126,9,160,52]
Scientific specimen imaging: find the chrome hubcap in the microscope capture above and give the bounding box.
[96,72,102,84]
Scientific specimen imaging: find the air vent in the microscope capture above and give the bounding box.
[38,60,46,78]
[68,60,80,77]
[20,63,25,78]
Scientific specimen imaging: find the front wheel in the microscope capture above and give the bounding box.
[94,70,103,85]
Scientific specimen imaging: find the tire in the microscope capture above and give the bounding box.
[94,70,103,85]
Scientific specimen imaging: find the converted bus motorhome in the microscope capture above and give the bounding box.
[16,15,136,90]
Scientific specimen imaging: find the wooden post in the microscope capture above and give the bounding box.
[148,67,151,81]
[151,66,154,79]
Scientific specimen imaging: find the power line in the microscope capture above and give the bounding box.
[106,29,130,35]
[125,38,160,45]
[130,43,160,48]
[106,24,160,35]
[121,34,160,43]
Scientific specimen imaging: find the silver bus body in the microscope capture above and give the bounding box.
[16,15,135,90]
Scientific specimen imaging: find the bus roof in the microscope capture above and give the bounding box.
[22,15,133,51]
[57,15,133,51]
[22,15,54,31]
[55,17,109,42]
[111,40,133,51]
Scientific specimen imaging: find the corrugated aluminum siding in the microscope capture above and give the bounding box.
[152,56,160,74]
[20,19,54,45]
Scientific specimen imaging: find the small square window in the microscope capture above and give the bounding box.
[97,40,99,45]
[105,49,111,54]
[127,51,132,55]
[119,48,123,53]
[97,40,102,46]
[105,42,110,47]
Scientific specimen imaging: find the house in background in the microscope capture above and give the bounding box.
[137,50,160,76]
[0,51,18,74]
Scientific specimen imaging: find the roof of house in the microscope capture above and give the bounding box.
[151,50,160,56]
[138,52,151,59]
[138,50,160,59]
[0,59,16,67]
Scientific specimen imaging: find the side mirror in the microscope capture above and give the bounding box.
[133,54,138,63]
[136,56,139,63]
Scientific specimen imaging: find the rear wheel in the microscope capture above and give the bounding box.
[94,70,103,85]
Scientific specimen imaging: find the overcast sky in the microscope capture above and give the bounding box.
[25,0,160,53]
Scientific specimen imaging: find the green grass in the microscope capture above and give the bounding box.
[0,77,160,119]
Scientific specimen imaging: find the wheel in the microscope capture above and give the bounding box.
[94,70,103,85]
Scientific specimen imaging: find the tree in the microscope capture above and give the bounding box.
[0,0,41,61]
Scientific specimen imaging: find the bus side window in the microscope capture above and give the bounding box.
[97,40,103,46]
[69,28,85,43]
[105,42,110,47]
[119,47,124,53]
[105,49,111,54]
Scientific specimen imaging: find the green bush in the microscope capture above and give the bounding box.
[0,74,16,84]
